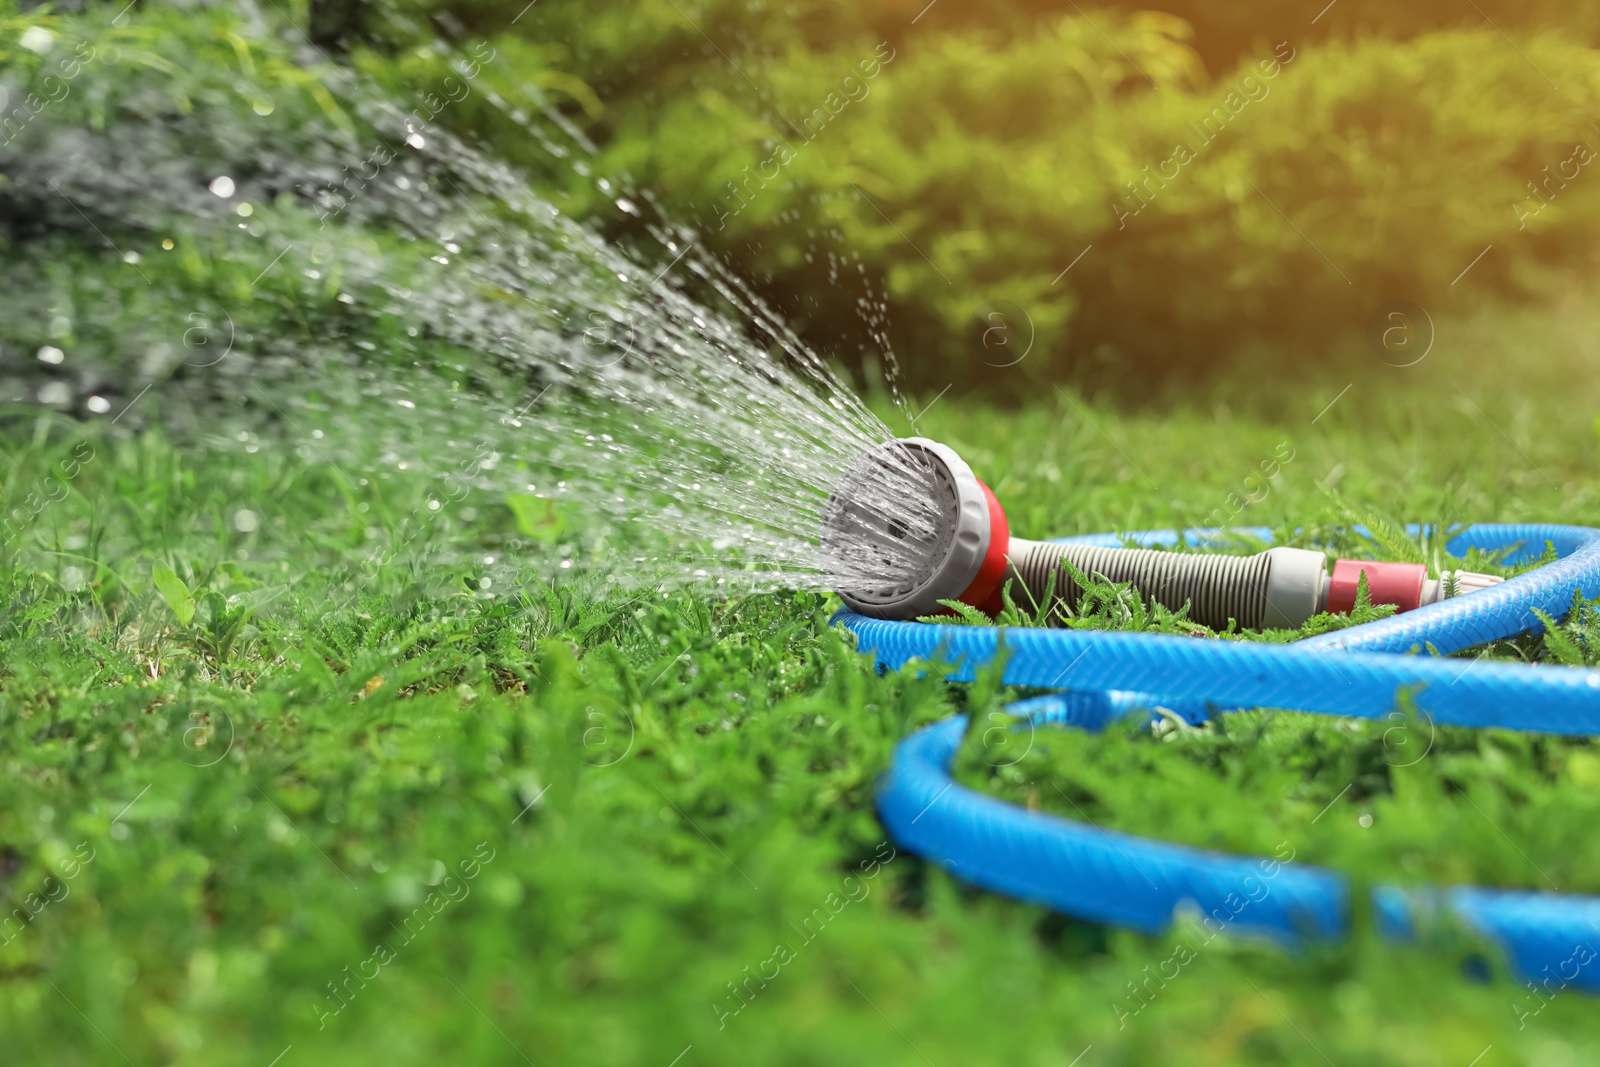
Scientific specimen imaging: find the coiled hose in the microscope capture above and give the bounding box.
[838,523,1600,991]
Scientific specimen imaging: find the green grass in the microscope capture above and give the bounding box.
[4,321,1600,1066]
[7,3,1600,1062]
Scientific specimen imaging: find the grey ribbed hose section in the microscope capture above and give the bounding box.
[1007,539,1273,631]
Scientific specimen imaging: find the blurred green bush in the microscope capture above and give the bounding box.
[10,0,1600,395]
[316,0,1600,393]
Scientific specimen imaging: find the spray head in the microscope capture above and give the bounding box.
[821,437,1010,620]
[822,438,1505,628]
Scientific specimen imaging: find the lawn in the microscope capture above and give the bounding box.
[3,296,1599,1066]
[6,3,1600,1062]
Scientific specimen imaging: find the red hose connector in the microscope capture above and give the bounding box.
[1326,559,1427,615]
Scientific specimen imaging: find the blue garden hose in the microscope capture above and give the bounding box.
[838,523,1600,992]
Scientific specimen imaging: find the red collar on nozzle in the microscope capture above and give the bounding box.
[966,480,1011,614]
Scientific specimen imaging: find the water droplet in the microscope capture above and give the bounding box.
[86,396,111,414]
[235,202,253,217]
[253,98,275,116]
[161,238,175,250]
[616,198,639,216]
[209,175,236,198]
[233,509,261,532]
[406,132,426,149]
[122,250,141,264]
[397,399,415,409]
[1358,813,1373,828]
[37,345,64,365]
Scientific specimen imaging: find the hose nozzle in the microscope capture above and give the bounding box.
[820,438,1009,620]
[825,438,1504,628]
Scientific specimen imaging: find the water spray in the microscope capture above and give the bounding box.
[827,437,1600,995]
[823,437,1503,628]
